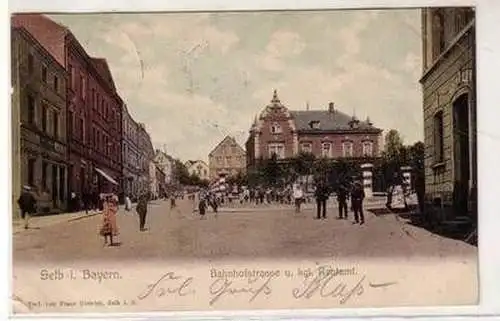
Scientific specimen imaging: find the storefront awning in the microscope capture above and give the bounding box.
[95,168,119,185]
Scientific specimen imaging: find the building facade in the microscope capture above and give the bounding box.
[12,14,123,198]
[11,26,68,213]
[137,123,154,194]
[208,136,246,179]
[153,150,175,186]
[246,90,383,166]
[155,165,166,198]
[185,160,210,181]
[420,8,476,219]
[122,103,141,198]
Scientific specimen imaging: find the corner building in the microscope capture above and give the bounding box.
[420,8,476,220]
[11,25,69,213]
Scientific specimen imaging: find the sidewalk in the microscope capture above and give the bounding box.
[12,203,138,235]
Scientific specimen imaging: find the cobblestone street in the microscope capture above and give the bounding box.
[13,198,477,263]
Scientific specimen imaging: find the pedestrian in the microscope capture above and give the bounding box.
[351,181,366,225]
[17,186,37,229]
[198,191,207,219]
[82,189,91,214]
[124,194,132,212]
[337,183,349,219]
[293,183,304,213]
[314,180,329,219]
[99,193,119,246]
[136,193,148,231]
[170,193,176,209]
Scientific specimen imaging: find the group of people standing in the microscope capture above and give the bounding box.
[292,179,366,225]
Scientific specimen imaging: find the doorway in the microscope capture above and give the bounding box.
[52,164,58,208]
[453,93,470,216]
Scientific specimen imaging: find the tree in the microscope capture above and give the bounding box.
[172,159,191,185]
[384,129,404,160]
[291,152,315,177]
[262,153,283,186]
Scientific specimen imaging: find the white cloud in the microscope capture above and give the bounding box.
[255,30,305,72]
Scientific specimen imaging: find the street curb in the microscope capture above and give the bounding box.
[67,212,101,222]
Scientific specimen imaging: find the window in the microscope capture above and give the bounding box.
[53,111,59,139]
[41,104,48,132]
[321,142,332,158]
[309,121,320,129]
[342,141,353,157]
[80,75,86,99]
[433,111,444,163]
[68,64,74,89]
[226,156,232,165]
[300,143,312,153]
[27,95,35,124]
[68,111,74,138]
[27,159,35,186]
[216,156,223,165]
[41,161,48,189]
[93,127,97,146]
[79,118,84,140]
[53,76,59,92]
[41,65,47,83]
[28,53,34,73]
[270,122,282,134]
[362,141,373,156]
[268,143,285,159]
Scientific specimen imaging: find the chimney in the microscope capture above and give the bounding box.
[328,102,335,113]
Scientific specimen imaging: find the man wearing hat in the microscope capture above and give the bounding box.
[350,180,366,225]
[17,186,37,229]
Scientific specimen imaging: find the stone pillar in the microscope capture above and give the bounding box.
[400,166,412,191]
[360,163,373,198]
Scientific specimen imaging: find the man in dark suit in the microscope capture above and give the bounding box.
[314,180,330,219]
[337,183,349,219]
[351,181,365,225]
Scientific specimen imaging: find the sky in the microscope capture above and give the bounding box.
[50,9,423,162]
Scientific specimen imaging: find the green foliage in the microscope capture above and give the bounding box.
[384,129,404,160]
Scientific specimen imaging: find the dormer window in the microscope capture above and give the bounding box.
[270,122,282,134]
[309,121,320,129]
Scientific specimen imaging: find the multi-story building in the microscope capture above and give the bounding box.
[153,149,175,186]
[208,136,246,179]
[420,8,476,219]
[11,25,68,213]
[12,14,123,197]
[122,103,141,198]
[137,123,154,194]
[185,160,210,181]
[155,165,166,198]
[246,90,383,166]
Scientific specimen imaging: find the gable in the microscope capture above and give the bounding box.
[91,58,117,92]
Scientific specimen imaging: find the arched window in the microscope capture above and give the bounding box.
[270,122,282,134]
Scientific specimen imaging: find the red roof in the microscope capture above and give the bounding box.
[91,57,117,92]
[11,14,68,67]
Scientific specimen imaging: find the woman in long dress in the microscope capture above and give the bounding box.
[100,193,119,246]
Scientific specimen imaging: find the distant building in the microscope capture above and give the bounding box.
[208,136,246,179]
[246,90,383,167]
[149,161,157,198]
[420,8,476,219]
[137,123,154,194]
[155,165,166,197]
[11,25,69,213]
[185,160,210,181]
[154,149,175,185]
[122,103,141,198]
